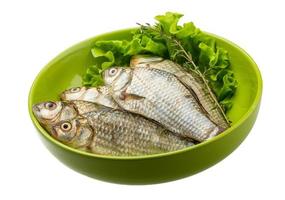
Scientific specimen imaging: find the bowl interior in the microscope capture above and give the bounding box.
[29,29,261,153]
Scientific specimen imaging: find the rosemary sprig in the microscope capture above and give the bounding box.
[138,23,229,123]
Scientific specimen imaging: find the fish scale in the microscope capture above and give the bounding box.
[83,109,193,156]
[33,100,193,156]
[108,67,221,141]
[131,55,229,129]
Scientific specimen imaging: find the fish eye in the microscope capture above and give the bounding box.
[108,68,118,76]
[44,102,57,110]
[70,87,81,93]
[60,122,72,132]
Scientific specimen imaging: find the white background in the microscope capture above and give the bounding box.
[0,0,284,199]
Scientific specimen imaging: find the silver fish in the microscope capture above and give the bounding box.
[60,86,119,109]
[33,101,194,156]
[130,55,229,129]
[32,100,104,126]
[104,66,222,142]
[32,101,77,125]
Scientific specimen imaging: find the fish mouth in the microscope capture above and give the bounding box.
[32,104,45,123]
[32,104,41,116]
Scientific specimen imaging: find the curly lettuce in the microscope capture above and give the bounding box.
[83,12,237,112]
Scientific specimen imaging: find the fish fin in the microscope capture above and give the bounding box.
[77,117,88,123]
[130,55,164,67]
[181,81,213,118]
[116,86,145,101]
[124,93,145,101]
[183,84,220,124]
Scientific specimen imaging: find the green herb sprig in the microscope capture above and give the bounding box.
[83,12,237,113]
[138,23,229,122]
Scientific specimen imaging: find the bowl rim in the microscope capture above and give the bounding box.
[28,28,263,160]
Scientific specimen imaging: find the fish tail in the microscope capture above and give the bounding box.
[207,126,224,140]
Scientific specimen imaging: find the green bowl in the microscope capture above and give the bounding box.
[28,28,262,184]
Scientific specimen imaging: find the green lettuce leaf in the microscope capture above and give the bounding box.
[153,12,237,110]
[82,12,238,112]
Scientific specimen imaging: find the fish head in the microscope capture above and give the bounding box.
[61,86,102,103]
[60,87,88,101]
[32,101,78,125]
[51,118,93,148]
[103,67,131,92]
[103,67,124,86]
